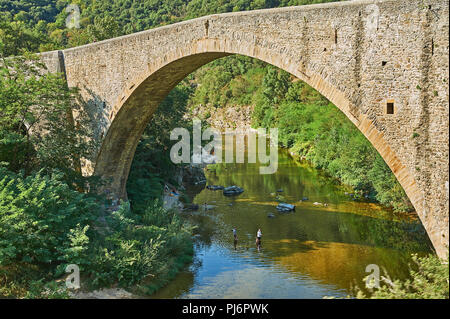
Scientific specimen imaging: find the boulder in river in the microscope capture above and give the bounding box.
[223,186,244,196]
[182,165,206,185]
[276,203,295,212]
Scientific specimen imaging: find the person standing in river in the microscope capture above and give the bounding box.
[256,228,262,251]
[232,228,238,250]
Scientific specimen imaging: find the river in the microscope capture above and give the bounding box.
[150,145,433,299]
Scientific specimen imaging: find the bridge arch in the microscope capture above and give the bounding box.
[95,38,424,239]
[39,0,447,257]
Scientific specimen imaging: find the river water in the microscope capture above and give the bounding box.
[150,145,433,299]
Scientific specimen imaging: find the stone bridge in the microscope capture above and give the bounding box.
[38,0,448,257]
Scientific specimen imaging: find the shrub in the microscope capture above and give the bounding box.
[86,201,194,290]
[357,252,449,299]
[0,167,99,267]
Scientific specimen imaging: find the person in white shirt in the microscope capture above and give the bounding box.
[256,228,262,251]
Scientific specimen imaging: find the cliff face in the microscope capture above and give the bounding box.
[190,104,254,132]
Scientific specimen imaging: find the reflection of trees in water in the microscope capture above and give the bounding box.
[268,241,415,294]
[148,269,196,299]
[189,214,215,248]
[215,202,430,255]
[180,147,433,296]
[218,207,431,293]
[207,151,350,206]
[203,149,431,252]
[340,215,433,252]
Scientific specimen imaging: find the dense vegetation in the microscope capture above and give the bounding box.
[0,0,446,299]
[0,55,194,298]
[356,252,449,299]
[187,57,413,211]
[0,166,193,297]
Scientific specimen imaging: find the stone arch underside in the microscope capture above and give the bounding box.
[94,39,431,253]
[42,0,447,258]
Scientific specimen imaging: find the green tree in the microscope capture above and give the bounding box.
[86,16,120,42]
[0,166,99,266]
[0,54,96,185]
[0,15,41,56]
[252,66,290,128]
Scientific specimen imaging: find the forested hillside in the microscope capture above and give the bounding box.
[186,57,413,212]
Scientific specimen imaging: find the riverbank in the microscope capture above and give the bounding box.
[68,165,208,299]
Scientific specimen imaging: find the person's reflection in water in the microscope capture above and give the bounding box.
[232,228,238,250]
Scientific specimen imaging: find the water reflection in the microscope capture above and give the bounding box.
[150,147,432,299]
